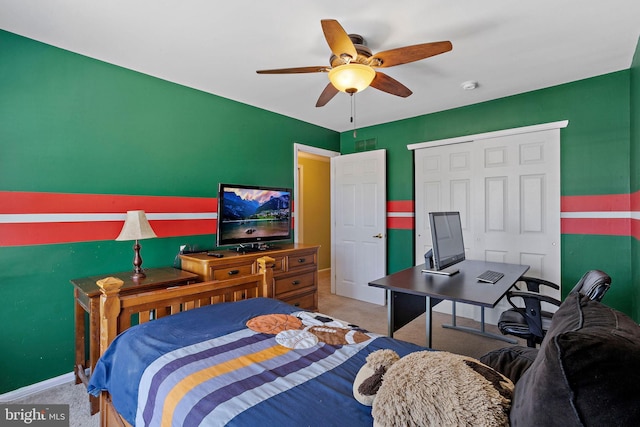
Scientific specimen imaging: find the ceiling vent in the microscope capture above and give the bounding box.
[355,138,377,152]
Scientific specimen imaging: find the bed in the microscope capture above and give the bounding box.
[87,256,426,427]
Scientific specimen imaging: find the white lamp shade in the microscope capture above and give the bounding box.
[328,63,376,93]
[115,210,157,241]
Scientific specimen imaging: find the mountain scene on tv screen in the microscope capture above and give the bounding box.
[221,189,290,239]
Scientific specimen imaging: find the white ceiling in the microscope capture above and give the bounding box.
[2,1,639,132]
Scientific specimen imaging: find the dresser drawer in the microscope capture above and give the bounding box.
[210,264,253,280]
[265,255,287,275]
[179,245,319,308]
[274,271,315,296]
[286,251,317,271]
[280,291,316,310]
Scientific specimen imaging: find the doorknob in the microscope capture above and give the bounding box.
[373,233,383,239]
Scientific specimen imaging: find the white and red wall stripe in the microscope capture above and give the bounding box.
[2,191,639,246]
[0,192,216,246]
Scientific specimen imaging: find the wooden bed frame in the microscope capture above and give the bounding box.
[93,256,275,427]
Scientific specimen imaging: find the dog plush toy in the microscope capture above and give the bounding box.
[353,349,514,427]
[352,349,401,406]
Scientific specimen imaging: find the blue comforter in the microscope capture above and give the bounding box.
[88,298,425,426]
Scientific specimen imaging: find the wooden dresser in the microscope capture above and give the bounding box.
[179,243,320,311]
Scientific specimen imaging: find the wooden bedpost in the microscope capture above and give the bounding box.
[257,256,275,298]
[95,277,127,427]
[95,277,124,355]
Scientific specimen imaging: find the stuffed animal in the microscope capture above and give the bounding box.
[353,349,514,427]
[353,349,401,406]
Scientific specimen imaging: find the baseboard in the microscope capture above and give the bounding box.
[0,372,75,403]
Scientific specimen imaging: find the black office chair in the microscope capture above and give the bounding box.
[497,270,612,347]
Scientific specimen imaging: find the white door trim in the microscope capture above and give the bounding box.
[293,143,340,244]
[407,120,569,151]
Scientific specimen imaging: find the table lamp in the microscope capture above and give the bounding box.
[116,210,157,280]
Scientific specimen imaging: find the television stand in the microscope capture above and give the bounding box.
[179,243,320,311]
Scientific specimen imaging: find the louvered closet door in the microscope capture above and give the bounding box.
[414,129,560,323]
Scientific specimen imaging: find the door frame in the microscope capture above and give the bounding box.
[407,120,568,151]
[293,143,340,275]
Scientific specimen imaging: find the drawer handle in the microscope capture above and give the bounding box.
[292,280,301,285]
[293,302,300,307]
[228,270,239,276]
[298,258,306,263]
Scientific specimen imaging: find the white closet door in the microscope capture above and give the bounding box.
[414,129,560,323]
[415,142,476,260]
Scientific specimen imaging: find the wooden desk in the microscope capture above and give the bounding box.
[369,260,529,348]
[70,267,199,414]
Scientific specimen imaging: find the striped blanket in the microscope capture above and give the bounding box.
[88,298,426,427]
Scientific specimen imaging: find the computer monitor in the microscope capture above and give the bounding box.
[427,211,466,271]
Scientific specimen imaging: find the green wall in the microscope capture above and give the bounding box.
[2,28,639,393]
[1,31,339,196]
[340,70,634,317]
[0,30,339,393]
[631,36,640,322]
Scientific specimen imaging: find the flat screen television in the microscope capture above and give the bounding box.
[216,183,292,249]
[427,211,466,271]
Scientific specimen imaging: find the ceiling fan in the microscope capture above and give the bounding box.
[257,19,453,107]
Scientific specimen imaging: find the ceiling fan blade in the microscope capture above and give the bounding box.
[370,72,413,98]
[316,83,340,107]
[369,41,452,68]
[257,66,328,74]
[321,19,357,62]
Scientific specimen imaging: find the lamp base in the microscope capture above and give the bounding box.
[131,270,146,280]
[131,240,146,280]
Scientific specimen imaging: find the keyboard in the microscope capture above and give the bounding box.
[476,270,504,284]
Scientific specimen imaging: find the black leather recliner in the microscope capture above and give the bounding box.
[497,270,612,347]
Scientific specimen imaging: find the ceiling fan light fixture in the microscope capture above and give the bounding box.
[328,63,376,93]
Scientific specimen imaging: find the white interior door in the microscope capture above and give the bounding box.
[414,128,561,323]
[332,150,386,305]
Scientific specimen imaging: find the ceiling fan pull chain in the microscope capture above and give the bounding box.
[351,93,357,138]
